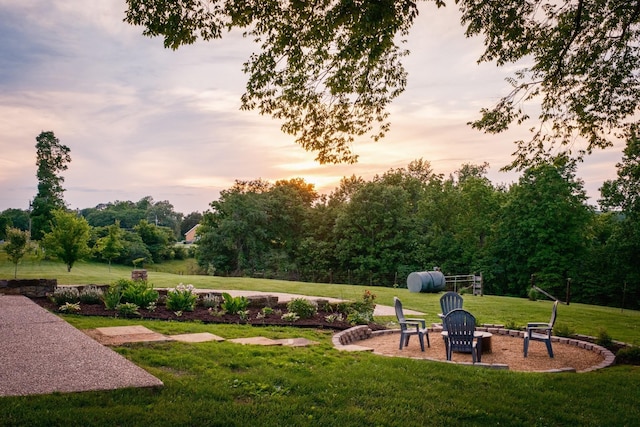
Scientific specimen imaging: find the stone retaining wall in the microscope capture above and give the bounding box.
[0,279,57,298]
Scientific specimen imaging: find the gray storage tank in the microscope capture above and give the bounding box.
[407,270,446,293]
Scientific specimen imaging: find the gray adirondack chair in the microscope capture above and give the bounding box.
[394,297,430,351]
[438,292,464,331]
[524,300,559,358]
[443,309,480,363]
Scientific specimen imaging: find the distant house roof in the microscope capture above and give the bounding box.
[184,224,201,243]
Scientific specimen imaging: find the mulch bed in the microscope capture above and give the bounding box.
[30,298,385,331]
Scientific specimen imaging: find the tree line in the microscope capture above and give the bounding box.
[2,131,639,310]
[194,148,639,310]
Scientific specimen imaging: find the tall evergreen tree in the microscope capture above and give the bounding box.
[30,131,71,240]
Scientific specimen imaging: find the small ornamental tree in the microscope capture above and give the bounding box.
[95,220,124,271]
[42,209,91,272]
[4,226,30,278]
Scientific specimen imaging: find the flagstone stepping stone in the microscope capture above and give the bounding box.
[273,338,319,347]
[336,344,374,352]
[94,325,170,344]
[169,332,225,343]
[227,337,282,346]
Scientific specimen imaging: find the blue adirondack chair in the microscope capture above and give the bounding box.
[394,297,430,351]
[524,300,559,358]
[438,292,464,331]
[443,309,481,363]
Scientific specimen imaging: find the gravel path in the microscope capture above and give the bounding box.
[0,295,163,397]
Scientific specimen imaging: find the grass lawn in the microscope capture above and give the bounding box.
[1,257,639,426]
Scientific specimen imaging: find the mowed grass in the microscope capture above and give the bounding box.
[1,256,639,426]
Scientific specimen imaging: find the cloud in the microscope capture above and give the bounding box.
[0,0,624,214]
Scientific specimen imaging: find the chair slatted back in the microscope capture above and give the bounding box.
[394,297,406,323]
[444,309,476,353]
[440,292,463,317]
[549,300,559,328]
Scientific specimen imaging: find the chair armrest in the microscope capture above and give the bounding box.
[404,318,426,328]
[437,313,444,319]
[527,322,551,329]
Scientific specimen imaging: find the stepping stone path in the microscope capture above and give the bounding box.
[171,332,225,343]
[91,325,318,348]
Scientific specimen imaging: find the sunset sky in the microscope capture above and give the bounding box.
[0,1,624,215]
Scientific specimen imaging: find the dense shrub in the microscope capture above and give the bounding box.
[79,286,103,305]
[51,287,80,305]
[221,292,249,314]
[119,279,159,309]
[346,290,377,325]
[103,284,122,310]
[286,298,318,319]
[553,323,576,338]
[166,284,198,312]
[616,346,640,365]
[596,328,614,348]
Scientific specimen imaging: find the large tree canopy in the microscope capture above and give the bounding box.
[125,1,640,167]
[125,0,422,163]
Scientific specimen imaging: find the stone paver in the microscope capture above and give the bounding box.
[336,344,374,352]
[227,336,282,346]
[94,325,170,344]
[273,338,319,347]
[96,325,157,337]
[170,332,225,343]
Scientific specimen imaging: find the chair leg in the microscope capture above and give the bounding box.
[418,334,425,352]
[523,336,529,357]
[425,331,430,348]
[545,340,554,358]
[399,333,404,350]
[477,339,482,363]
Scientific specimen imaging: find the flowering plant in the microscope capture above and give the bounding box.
[166,283,198,312]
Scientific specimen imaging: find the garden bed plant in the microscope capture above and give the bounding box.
[33,279,384,331]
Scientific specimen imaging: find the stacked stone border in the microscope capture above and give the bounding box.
[332,324,617,373]
[0,279,57,298]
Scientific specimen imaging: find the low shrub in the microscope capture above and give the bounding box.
[286,298,317,319]
[281,312,300,322]
[325,313,344,323]
[79,286,103,305]
[102,284,122,310]
[58,302,81,313]
[346,290,376,325]
[51,287,80,305]
[116,302,140,318]
[504,320,521,330]
[201,293,221,309]
[527,287,538,301]
[221,293,249,314]
[553,323,576,338]
[616,346,640,365]
[119,279,159,308]
[596,328,614,348]
[166,284,198,312]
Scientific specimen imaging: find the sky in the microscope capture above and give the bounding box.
[0,1,625,215]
